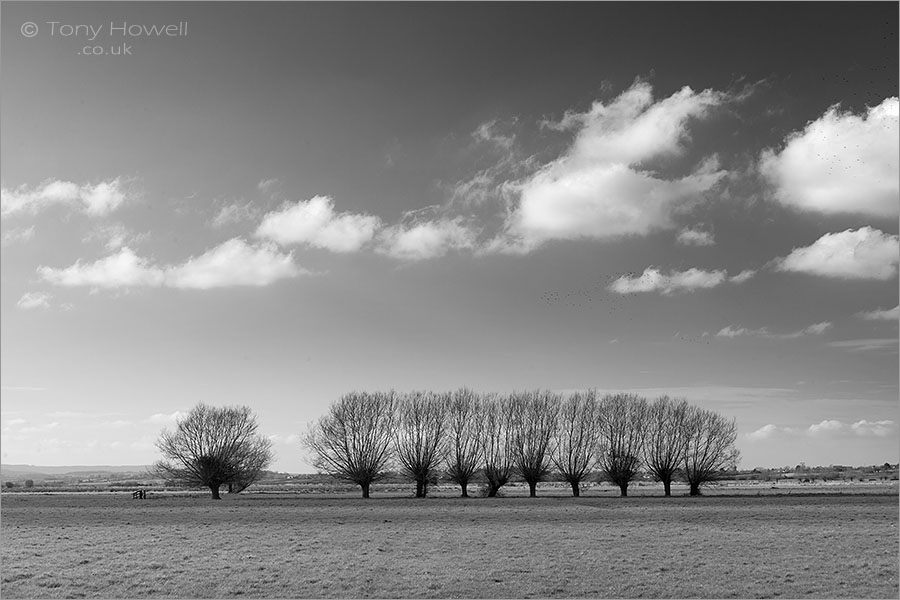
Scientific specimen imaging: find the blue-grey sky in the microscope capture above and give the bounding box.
[2,2,898,472]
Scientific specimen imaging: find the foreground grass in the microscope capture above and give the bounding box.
[1,492,897,598]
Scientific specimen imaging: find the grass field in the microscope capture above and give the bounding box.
[2,489,897,598]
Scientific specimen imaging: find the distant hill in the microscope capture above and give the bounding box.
[1,464,153,477]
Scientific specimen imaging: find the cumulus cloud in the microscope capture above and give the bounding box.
[760,97,899,218]
[16,292,52,310]
[855,305,899,321]
[495,82,728,252]
[609,266,753,295]
[1,177,129,217]
[717,321,832,340]
[772,227,899,280]
[146,411,188,424]
[1,226,35,247]
[167,238,302,289]
[38,247,165,289]
[850,419,897,437]
[745,419,897,441]
[255,196,381,253]
[676,227,716,246]
[745,423,779,441]
[377,217,478,261]
[807,419,845,436]
[38,238,303,290]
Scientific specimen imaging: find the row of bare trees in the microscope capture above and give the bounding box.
[304,389,739,499]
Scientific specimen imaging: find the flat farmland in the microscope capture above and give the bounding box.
[2,491,897,598]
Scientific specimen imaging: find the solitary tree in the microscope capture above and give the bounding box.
[644,396,691,496]
[683,406,739,496]
[510,390,560,497]
[481,393,515,497]
[154,403,273,500]
[596,393,648,497]
[445,388,484,497]
[552,389,599,497]
[394,391,449,498]
[305,391,397,498]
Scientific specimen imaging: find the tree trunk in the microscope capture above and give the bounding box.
[689,482,700,496]
[528,480,537,497]
[415,479,425,498]
[209,484,221,500]
[570,480,580,497]
[361,482,370,499]
[663,479,672,497]
[487,483,500,497]
[619,481,628,497]
[460,481,469,497]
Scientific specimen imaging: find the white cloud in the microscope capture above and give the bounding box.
[255,196,381,253]
[760,97,899,218]
[257,178,280,194]
[377,217,478,261]
[495,82,727,252]
[676,227,716,246]
[472,119,516,150]
[37,247,165,289]
[166,238,302,289]
[210,201,260,229]
[745,424,779,441]
[772,227,899,280]
[855,305,899,321]
[16,292,52,310]
[146,411,188,425]
[807,419,845,436]
[750,418,897,440]
[850,419,896,437]
[1,178,129,217]
[717,321,832,340]
[268,433,300,445]
[83,224,147,251]
[729,269,757,284]
[38,239,302,290]
[1,226,35,247]
[827,338,899,353]
[609,266,752,295]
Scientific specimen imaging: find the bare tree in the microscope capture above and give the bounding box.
[445,388,484,497]
[552,389,599,497]
[154,403,273,500]
[644,396,691,497]
[596,393,648,497]
[683,406,739,496]
[304,391,397,498]
[510,389,560,497]
[394,391,449,498]
[481,393,515,497]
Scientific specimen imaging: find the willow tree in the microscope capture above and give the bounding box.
[394,391,449,498]
[154,403,273,500]
[683,406,739,496]
[304,391,397,498]
[510,390,560,497]
[481,393,515,497]
[644,396,691,496]
[596,393,648,497]
[552,389,599,497]
[445,388,484,497]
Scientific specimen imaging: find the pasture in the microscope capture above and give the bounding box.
[2,489,897,598]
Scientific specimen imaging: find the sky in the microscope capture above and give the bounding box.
[1,2,898,473]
